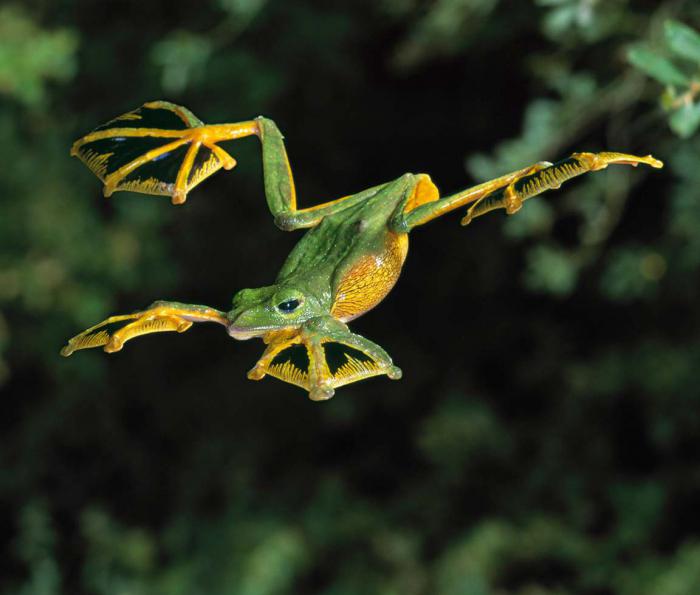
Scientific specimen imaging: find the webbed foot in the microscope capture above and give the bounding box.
[460,161,552,226]
[71,101,259,205]
[247,317,402,400]
[61,301,228,356]
[459,152,663,225]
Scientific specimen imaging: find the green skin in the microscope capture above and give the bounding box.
[227,119,509,339]
[62,105,663,400]
[190,164,416,401]
[227,173,411,337]
[224,167,415,400]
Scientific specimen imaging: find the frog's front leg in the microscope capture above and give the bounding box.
[248,317,401,401]
[61,300,228,356]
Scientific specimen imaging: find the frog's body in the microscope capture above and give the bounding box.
[61,101,663,400]
[278,175,412,323]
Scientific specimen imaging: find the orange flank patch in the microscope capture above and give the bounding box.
[331,232,409,321]
[403,174,440,213]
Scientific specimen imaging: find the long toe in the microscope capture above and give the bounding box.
[309,386,335,401]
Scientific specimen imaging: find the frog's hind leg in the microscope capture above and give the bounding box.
[247,317,401,401]
[398,161,553,229]
[61,300,228,356]
[400,152,663,230]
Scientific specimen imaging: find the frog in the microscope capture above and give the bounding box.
[60,101,663,400]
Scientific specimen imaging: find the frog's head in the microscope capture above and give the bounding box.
[226,284,323,340]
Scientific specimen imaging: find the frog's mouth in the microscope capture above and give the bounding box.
[226,324,268,340]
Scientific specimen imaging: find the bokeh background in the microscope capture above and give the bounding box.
[2,1,700,593]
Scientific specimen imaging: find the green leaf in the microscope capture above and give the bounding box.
[150,31,212,94]
[535,0,571,6]
[219,0,267,17]
[542,6,578,40]
[524,245,578,296]
[0,6,78,106]
[669,102,700,138]
[627,46,689,86]
[665,19,700,64]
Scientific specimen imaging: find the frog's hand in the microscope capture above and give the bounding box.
[247,322,402,401]
[71,101,259,205]
[60,301,228,356]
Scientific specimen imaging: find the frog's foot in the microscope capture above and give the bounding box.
[460,152,663,225]
[570,151,663,171]
[461,161,552,226]
[247,317,402,401]
[61,300,228,356]
[71,101,260,205]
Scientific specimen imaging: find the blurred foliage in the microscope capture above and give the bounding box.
[628,19,700,138]
[2,1,700,594]
[0,5,78,107]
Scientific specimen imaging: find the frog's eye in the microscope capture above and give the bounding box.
[277,299,301,313]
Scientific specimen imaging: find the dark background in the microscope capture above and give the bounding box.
[2,1,700,593]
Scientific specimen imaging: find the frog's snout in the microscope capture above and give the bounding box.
[226,312,258,340]
[226,306,270,340]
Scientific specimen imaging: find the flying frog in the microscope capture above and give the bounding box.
[61,101,663,400]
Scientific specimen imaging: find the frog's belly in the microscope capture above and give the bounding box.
[330,232,409,322]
